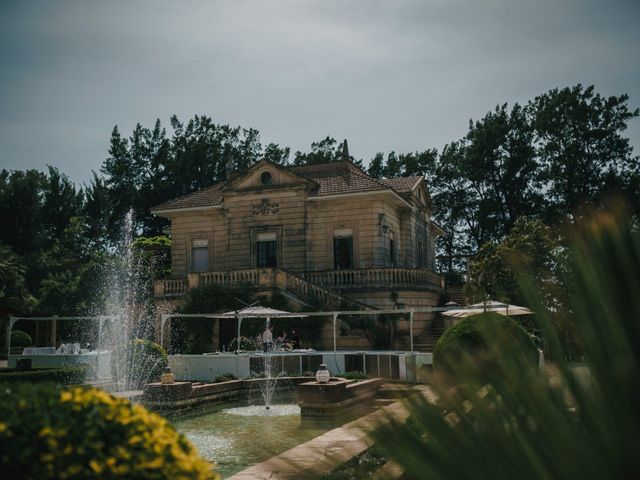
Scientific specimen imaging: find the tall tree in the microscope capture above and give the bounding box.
[293,136,341,165]
[460,103,542,241]
[262,143,291,165]
[530,84,639,219]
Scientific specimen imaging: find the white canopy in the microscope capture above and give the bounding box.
[208,306,308,319]
[442,300,533,318]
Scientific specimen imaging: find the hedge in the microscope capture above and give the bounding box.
[0,366,88,385]
[0,383,219,479]
[433,312,538,376]
[10,330,32,348]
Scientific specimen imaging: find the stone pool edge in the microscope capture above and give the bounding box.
[226,385,435,480]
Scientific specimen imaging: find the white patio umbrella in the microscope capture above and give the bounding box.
[442,300,533,318]
[216,306,306,319]
[208,306,307,352]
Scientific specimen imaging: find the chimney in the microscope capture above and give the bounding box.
[341,139,350,161]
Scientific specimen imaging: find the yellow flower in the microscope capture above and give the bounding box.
[89,460,103,473]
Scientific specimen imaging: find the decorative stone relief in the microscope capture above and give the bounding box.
[252,198,279,215]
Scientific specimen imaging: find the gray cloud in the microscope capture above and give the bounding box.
[0,0,638,183]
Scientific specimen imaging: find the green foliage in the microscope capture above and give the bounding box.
[341,313,402,350]
[293,136,342,165]
[367,149,438,179]
[432,312,538,375]
[0,384,219,479]
[0,243,35,318]
[0,366,87,385]
[341,290,403,349]
[466,216,580,358]
[213,373,238,383]
[123,339,168,388]
[132,235,171,279]
[341,371,370,380]
[531,85,640,219]
[320,446,386,480]
[466,217,561,305]
[367,85,639,269]
[175,285,326,352]
[373,208,640,479]
[174,283,255,353]
[10,330,32,347]
[228,336,260,352]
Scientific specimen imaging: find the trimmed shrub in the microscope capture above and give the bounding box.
[213,373,238,383]
[0,383,219,479]
[10,330,32,348]
[433,312,538,375]
[0,366,87,385]
[341,371,370,380]
[120,339,168,389]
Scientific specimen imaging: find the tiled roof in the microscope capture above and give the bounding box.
[152,182,225,211]
[381,176,422,193]
[152,160,419,213]
[298,169,390,197]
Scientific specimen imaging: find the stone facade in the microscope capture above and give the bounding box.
[152,158,446,350]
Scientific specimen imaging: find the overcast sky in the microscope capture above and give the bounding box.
[1,0,638,184]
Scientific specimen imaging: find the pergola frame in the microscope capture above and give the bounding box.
[7,303,514,358]
[159,304,511,354]
[6,316,118,358]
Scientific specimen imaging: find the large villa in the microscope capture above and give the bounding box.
[151,144,452,351]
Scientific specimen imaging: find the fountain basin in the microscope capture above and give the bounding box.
[142,377,313,411]
[298,377,384,417]
[170,402,339,478]
[168,350,430,383]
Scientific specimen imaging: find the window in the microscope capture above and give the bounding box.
[389,232,395,266]
[417,242,425,268]
[256,232,277,267]
[333,228,354,269]
[260,171,273,185]
[191,238,209,272]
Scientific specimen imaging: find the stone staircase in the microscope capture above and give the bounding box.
[410,315,445,352]
[444,284,466,306]
[156,267,375,313]
[279,269,375,312]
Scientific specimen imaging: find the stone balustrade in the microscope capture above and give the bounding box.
[153,278,188,297]
[153,267,443,300]
[301,268,443,291]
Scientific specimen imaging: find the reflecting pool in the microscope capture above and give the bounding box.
[171,404,337,478]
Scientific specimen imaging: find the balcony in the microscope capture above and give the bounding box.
[154,267,443,300]
[300,268,443,292]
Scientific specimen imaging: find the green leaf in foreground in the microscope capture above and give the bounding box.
[374,207,639,479]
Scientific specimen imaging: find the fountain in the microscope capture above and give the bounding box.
[256,318,281,410]
[98,210,163,392]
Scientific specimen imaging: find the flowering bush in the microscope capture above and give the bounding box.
[0,383,219,479]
